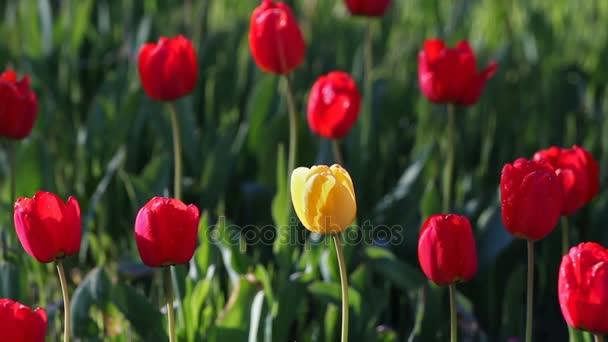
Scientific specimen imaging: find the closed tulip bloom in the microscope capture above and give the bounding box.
[0,299,47,342]
[0,70,38,139]
[500,158,564,241]
[248,0,306,75]
[307,71,361,139]
[418,214,478,286]
[418,39,498,106]
[134,197,200,267]
[344,0,391,17]
[533,146,599,215]
[291,165,356,234]
[559,242,608,334]
[138,35,198,101]
[14,191,81,263]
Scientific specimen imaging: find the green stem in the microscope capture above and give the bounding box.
[56,259,71,342]
[362,20,373,149]
[561,216,570,256]
[449,284,457,342]
[333,234,349,342]
[443,104,456,212]
[526,240,534,342]
[168,103,183,200]
[595,334,605,342]
[284,75,298,187]
[332,139,344,166]
[164,266,177,342]
[9,141,16,204]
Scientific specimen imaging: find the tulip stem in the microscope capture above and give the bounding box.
[164,266,177,342]
[284,75,298,187]
[168,103,183,200]
[449,284,457,342]
[332,139,344,166]
[56,259,71,342]
[333,233,349,342]
[561,216,570,255]
[443,103,455,212]
[9,141,16,205]
[595,334,605,342]
[362,19,373,149]
[525,240,534,342]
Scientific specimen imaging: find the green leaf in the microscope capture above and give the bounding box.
[212,276,262,341]
[70,267,112,338]
[363,246,425,289]
[112,279,168,341]
[0,261,21,302]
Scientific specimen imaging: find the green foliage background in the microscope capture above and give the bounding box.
[1,0,607,341]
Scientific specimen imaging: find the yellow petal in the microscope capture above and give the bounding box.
[291,167,312,229]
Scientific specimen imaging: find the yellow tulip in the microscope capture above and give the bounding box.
[290,164,357,234]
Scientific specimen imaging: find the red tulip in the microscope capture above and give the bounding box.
[417,214,478,286]
[307,71,361,139]
[0,70,38,139]
[14,191,81,263]
[418,39,498,106]
[138,35,198,101]
[248,0,306,75]
[344,0,391,17]
[533,146,599,215]
[500,158,564,241]
[134,197,200,267]
[0,298,47,342]
[559,242,608,334]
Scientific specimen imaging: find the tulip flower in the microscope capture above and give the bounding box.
[134,197,200,267]
[418,214,478,286]
[533,146,599,216]
[500,158,564,342]
[0,299,47,342]
[344,0,391,17]
[559,242,608,338]
[14,191,81,264]
[138,35,198,102]
[307,71,361,140]
[0,70,38,140]
[291,164,356,342]
[291,164,357,234]
[14,191,81,342]
[248,0,306,75]
[418,213,477,342]
[533,145,600,255]
[134,196,200,342]
[418,39,498,106]
[500,158,564,241]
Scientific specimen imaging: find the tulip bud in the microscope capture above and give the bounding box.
[138,35,198,101]
[291,164,357,234]
[134,197,200,267]
[307,71,361,139]
[0,70,38,139]
[417,214,478,286]
[0,299,47,342]
[248,0,306,75]
[14,191,81,263]
[418,39,498,106]
[558,242,608,334]
[533,145,599,215]
[500,158,564,241]
[344,0,391,17]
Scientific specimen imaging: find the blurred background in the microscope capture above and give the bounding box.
[1,0,607,341]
